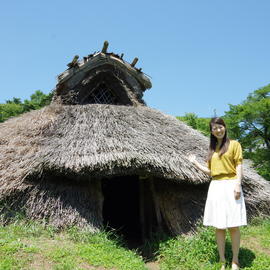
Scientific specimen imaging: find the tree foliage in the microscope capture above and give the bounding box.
[224,85,270,150]
[224,84,270,180]
[177,113,210,136]
[0,90,53,122]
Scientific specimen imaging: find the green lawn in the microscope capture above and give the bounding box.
[158,217,270,270]
[0,222,146,270]
[0,217,269,270]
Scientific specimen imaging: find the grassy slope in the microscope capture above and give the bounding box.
[158,217,270,270]
[0,221,146,270]
[0,217,269,270]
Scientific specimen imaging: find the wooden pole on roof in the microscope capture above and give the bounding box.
[131,57,138,67]
[102,41,109,53]
[67,55,79,68]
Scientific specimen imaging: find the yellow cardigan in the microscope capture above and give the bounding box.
[208,140,243,180]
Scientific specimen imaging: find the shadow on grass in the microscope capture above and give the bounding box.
[223,241,256,268]
[102,223,172,261]
[138,235,256,268]
[105,228,257,267]
[130,233,173,262]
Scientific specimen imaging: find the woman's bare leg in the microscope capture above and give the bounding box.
[228,227,240,264]
[216,229,226,262]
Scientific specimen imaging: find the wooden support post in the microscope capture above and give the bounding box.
[149,177,163,233]
[102,41,109,53]
[139,176,146,242]
[131,57,138,67]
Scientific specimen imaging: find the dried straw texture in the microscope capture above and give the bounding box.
[37,104,210,182]
[0,104,269,231]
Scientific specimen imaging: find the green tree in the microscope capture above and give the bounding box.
[6,97,22,104]
[0,90,53,122]
[224,84,270,180]
[25,90,53,110]
[30,90,53,109]
[225,84,270,150]
[177,113,210,136]
[0,103,25,122]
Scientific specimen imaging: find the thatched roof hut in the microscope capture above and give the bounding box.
[1,42,270,241]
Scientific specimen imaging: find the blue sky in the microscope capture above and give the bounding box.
[0,0,269,117]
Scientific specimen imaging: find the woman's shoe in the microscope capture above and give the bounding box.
[231,261,240,270]
[219,261,226,270]
[220,264,226,270]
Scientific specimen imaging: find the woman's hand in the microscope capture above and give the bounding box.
[188,154,211,176]
[234,183,241,200]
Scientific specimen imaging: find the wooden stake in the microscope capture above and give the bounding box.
[67,55,79,68]
[131,57,138,67]
[139,177,145,242]
[102,41,109,53]
[149,177,162,233]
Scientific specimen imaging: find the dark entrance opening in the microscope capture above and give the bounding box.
[102,175,143,247]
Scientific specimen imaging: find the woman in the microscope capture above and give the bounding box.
[188,117,247,270]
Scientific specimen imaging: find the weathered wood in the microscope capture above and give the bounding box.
[131,57,138,67]
[139,177,146,241]
[149,177,162,233]
[57,53,151,90]
[102,41,109,53]
[67,55,79,68]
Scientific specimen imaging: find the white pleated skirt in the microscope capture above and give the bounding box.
[203,179,247,229]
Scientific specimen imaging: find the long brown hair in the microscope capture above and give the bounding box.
[207,117,230,162]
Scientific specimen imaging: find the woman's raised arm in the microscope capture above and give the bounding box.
[188,154,211,176]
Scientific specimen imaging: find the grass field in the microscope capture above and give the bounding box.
[158,217,270,270]
[0,217,269,270]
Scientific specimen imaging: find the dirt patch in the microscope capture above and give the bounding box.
[79,263,113,269]
[22,235,76,251]
[242,237,270,256]
[146,261,160,270]
[25,253,116,270]
[28,253,54,270]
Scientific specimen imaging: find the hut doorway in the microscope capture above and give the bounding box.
[102,175,160,246]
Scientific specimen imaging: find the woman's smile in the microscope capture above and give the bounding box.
[211,124,225,139]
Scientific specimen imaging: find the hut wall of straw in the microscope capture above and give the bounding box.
[0,103,270,234]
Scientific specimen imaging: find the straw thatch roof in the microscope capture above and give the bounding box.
[1,103,270,231]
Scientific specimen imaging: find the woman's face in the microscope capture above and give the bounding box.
[211,123,226,140]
